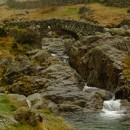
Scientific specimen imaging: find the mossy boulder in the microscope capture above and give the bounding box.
[13,107,44,126]
[8,76,47,96]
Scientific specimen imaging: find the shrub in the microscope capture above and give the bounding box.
[14,29,37,44]
[79,6,90,14]
[0,26,6,36]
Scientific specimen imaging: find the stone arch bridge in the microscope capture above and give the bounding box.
[6,19,104,38]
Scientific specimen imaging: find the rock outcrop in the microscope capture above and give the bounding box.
[69,34,130,99]
[1,38,112,113]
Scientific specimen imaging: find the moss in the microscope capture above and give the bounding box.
[10,110,74,130]
[67,7,79,13]
[122,56,130,79]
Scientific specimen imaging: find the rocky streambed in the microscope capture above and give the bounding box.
[1,28,130,129]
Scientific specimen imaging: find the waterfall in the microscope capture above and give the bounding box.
[101,96,125,118]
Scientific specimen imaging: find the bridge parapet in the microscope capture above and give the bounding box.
[6,19,104,37]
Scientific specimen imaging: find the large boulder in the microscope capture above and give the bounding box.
[69,34,130,98]
[40,63,109,112]
[3,55,34,84]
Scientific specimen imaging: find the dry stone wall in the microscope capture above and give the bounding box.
[6,0,130,9]
[6,0,101,9]
[102,0,130,7]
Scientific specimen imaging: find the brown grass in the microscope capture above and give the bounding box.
[0,3,129,26]
[0,36,15,58]
[87,3,129,26]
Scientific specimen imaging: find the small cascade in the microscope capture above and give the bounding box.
[101,96,125,118]
[83,83,99,92]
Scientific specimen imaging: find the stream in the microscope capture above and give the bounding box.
[42,37,130,130]
[65,89,130,130]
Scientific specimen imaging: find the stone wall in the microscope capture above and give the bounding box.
[6,0,130,9]
[102,0,130,7]
[6,19,104,37]
[6,0,100,9]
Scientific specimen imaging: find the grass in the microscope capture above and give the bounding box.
[0,94,16,115]
[43,114,74,130]
[0,93,74,130]
[11,111,74,130]
[0,36,14,50]
[0,3,128,27]
[87,3,129,26]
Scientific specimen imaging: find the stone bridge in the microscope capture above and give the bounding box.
[6,19,104,38]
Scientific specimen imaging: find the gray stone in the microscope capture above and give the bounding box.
[8,94,31,108]
[27,93,43,109]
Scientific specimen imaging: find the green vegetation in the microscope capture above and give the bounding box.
[0,27,6,37]
[11,28,37,44]
[67,7,79,13]
[0,94,16,115]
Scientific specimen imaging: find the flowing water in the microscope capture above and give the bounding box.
[65,85,130,130]
[101,97,125,119]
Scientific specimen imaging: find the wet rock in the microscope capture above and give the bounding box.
[115,86,130,100]
[42,38,75,62]
[59,104,83,112]
[13,107,44,126]
[83,86,113,100]
[121,99,130,113]
[85,93,104,111]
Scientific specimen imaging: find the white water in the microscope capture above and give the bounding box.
[83,83,98,92]
[101,97,125,119]
[83,84,126,119]
[51,53,57,57]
